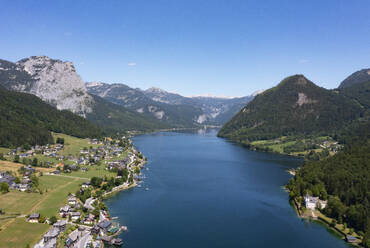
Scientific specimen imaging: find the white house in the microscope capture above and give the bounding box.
[304,193,327,210]
[70,212,81,221]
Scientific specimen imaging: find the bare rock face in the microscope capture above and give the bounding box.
[16,56,93,116]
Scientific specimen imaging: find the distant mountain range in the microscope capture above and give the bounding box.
[86,82,255,127]
[219,70,370,143]
[0,55,258,139]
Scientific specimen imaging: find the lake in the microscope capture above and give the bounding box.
[105,129,348,248]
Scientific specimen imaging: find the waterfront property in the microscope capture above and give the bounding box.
[304,193,327,210]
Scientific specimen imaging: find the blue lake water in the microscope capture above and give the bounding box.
[105,129,348,248]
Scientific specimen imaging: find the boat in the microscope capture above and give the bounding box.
[145,187,149,191]
[111,216,118,220]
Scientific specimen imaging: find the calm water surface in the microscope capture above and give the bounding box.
[105,129,348,248]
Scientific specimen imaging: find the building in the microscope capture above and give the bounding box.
[346,235,357,243]
[53,220,66,231]
[70,212,81,221]
[28,213,40,223]
[304,193,327,210]
[97,220,112,232]
[44,237,57,248]
[304,194,318,210]
[59,205,70,217]
[43,228,60,243]
[65,231,79,247]
[82,181,90,189]
[68,195,77,206]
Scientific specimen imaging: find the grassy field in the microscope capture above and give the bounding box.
[0,148,10,155]
[250,136,331,156]
[250,139,296,153]
[36,176,84,217]
[52,133,98,157]
[0,160,54,175]
[0,218,50,248]
[0,174,84,247]
[63,165,116,179]
[0,191,44,215]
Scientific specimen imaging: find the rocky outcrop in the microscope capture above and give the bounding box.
[16,56,93,116]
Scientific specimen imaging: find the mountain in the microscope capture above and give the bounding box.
[0,57,167,133]
[86,82,203,127]
[4,56,94,116]
[87,82,254,126]
[339,68,370,88]
[218,75,363,142]
[86,94,169,133]
[0,85,101,148]
[339,80,370,110]
[143,87,254,125]
[189,95,254,124]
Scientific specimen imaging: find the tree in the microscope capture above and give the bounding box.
[39,215,46,223]
[0,182,9,193]
[32,157,38,167]
[14,177,20,184]
[91,177,103,188]
[30,175,39,188]
[0,153,4,160]
[56,137,65,144]
[49,216,57,225]
[13,155,19,163]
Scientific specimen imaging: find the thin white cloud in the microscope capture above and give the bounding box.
[64,32,72,36]
[128,62,136,66]
[298,59,309,64]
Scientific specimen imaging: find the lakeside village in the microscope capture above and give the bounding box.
[0,134,146,248]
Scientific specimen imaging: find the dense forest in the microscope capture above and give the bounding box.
[0,86,101,148]
[218,75,363,142]
[86,95,169,133]
[287,120,370,246]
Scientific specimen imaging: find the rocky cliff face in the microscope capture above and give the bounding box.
[16,56,93,116]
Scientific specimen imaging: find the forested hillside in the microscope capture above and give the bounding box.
[86,95,169,133]
[287,120,370,244]
[0,86,101,148]
[218,75,362,142]
[339,68,370,88]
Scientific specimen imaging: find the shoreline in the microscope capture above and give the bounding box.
[223,136,363,247]
[289,196,363,247]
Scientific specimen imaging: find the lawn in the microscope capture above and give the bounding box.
[0,218,49,248]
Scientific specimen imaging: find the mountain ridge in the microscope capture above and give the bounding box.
[218,74,364,142]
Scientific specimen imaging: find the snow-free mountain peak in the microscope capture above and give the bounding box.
[14,56,93,116]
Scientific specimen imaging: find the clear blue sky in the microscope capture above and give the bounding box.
[1,0,369,96]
